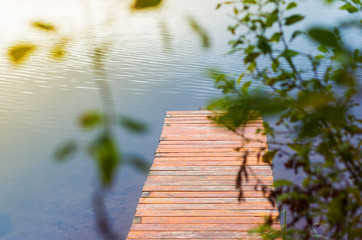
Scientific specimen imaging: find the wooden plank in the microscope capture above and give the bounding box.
[134,209,278,217]
[146,175,273,182]
[156,144,267,150]
[144,180,272,186]
[148,171,272,176]
[152,160,269,166]
[149,165,271,171]
[153,156,265,161]
[158,140,267,145]
[139,216,268,224]
[155,148,265,153]
[139,197,271,204]
[127,111,279,239]
[130,223,279,231]
[142,186,272,192]
[127,231,260,239]
[155,152,265,157]
[136,203,276,210]
[145,191,269,198]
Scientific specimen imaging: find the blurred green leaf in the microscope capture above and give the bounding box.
[237,73,246,84]
[285,14,304,25]
[274,179,293,188]
[331,69,356,86]
[270,32,281,42]
[79,111,103,130]
[8,44,36,64]
[263,150,277,164]
[132,0,162,9]
[286,2,297,10]
[308,28,340,48]
[54,140,77,162]
[89,133,120,187]
[120,115,147,133]
[241,81,252,95]
[51,41,67,59]
[281,49,299,58]
[339,3,359,13]
[244,52,260,64]
[126,156,150,173]
[290,30,303,42]
[32,21,56,31]
[317,44,329,53]
[188,16,210,48]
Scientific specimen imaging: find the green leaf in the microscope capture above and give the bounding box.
[265,10,278,28]
[126,156,150,173]
[8,44,36,64]
[270,32,281,42]
[89,133,120,187]
[315,55,325,60]
[54,140,77,162]
[263,150,277,164]
[281,49,299,58]
[51,43,67,59]
[188,16,210,48]
[339,3,359,13]
[274,179,293,188]
[332,69,356,87]
[237,73,246,84]
[290,30,303,42]
[233,7,239,15]
[132,0,162,9]
[241,81,252,95]
[79,111,103,129]
[120,115,147,133]
[286,2,297,10]
[272,59,280,72]
[317,44,329,53]
[285,14,304,25]
[257,36,271,53]
[244,52,260,64]
[288,143,302,152]
[308,28,340,48]
[32,21,56,31]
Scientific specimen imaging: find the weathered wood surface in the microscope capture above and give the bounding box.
[127,111,279,239]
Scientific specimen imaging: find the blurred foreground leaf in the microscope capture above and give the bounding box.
[285,14,304,25]
[32,21,56,32]
[50,39,68,59]
[125,155,150,173]
[54,140,77,162]
[188,16,210,48]
[119,115,147,133]
[89,133,120,187]
[132,0,163,9]
[79,111,103,130]
[308,27,340,48]
[8,44,36,64]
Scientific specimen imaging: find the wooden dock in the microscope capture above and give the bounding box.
[127,111,279,239]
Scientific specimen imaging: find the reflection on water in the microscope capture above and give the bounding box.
[0,0,361,239]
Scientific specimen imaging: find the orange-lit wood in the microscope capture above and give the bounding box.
[127,111,279,239]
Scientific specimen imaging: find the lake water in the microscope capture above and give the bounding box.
[0,0,361,239]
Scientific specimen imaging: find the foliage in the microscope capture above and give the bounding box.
[209,0,362,239]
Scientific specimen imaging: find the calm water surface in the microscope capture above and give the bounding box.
[0,0,361,239]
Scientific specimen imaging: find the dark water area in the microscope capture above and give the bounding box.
[0,0,361,239]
